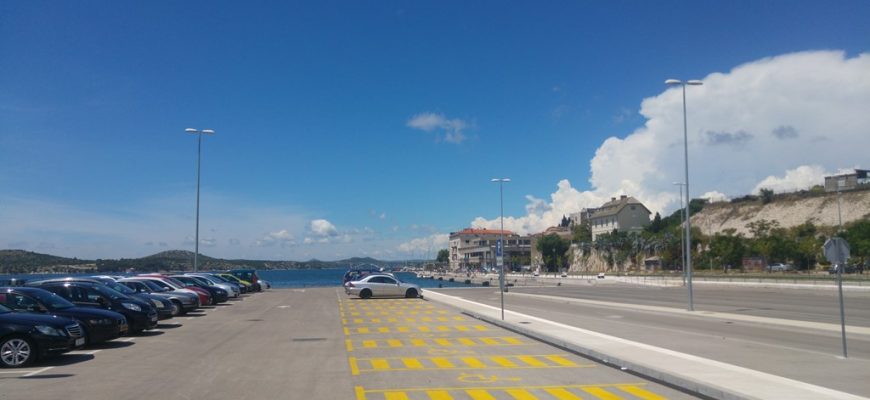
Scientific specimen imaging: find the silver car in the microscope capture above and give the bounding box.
[344,274,422,299]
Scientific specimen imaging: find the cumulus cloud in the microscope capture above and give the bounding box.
[255,229,295,247]
[471,50,870,234]
[309,219,338,237]
[700,191,729,203]
[398,233,449,255]
[407,112,469,144]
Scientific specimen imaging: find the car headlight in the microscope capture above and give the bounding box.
[35,325,65,336]
[88,318,114,325]
[122,302,142,312]
[151,299,165,309]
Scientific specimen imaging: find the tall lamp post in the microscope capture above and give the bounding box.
[491,178,510,320]
[665,79,702,311]
[185,128,215,272]
[673,182,686,284]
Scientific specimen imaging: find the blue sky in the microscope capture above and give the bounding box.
[1,1,869,260]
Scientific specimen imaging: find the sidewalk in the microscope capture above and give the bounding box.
[424,289,869,400]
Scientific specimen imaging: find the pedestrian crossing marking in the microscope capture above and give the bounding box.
[387,339,403,348]
[410,339,427,347]
[354,383,663,400]
[345,336,530,351]
[544,355,577,367]
[349,355,590,375]
[434,338,452,347]
[364,340,377,348]
[346,325,490,335]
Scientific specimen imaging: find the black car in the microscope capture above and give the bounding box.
[0,303,84,367]
[0,287,128,344]
[170,275,229,304]
[26,281,158,334]
[88,278,177,319]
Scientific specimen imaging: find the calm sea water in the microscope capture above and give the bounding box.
[0,269,477,289]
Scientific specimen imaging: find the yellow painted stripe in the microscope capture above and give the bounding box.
[363,340,377,348]
[427,390,454,400]
[619,385,666,400]
[544,388,583,400]
[431,358,455,368]
[455,325,470,332]
[378,327,390,333]
[461,357,487,368]
[371,318,381,323]
[410,339,427,347]
[479,337,500,345]
[351,312,360,316]
[387,318,398,323]
[355,386,367,400]
[544,355,578,367]
[370,358,390,370]
[490,356,518,367]
[516,356,548,367]
[342,318,347,325]
[434,338,453,347]
[402,358,424,369]
[387,339,403,348]
[505,389,538,399]
[345,339,354,352]
[458,338,477,346]
[354,318,364,324]
[397,326,410,333]
[582,387,621,400]
[436,326,451,332]
[358,327,370,334]
[453,316,465,321]
[418,326,431,332]
[466,390,497,400]
[474,325,488,331]
[422,317,433,322]
[349,357,360,375]
[384,392,409,400]
[502,337,523,345]
[344,327,350,335]
[437,317,449,322]
[406,318,416,322]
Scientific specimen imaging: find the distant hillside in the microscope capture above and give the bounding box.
[692,188,870,237]
[0,249,404,274]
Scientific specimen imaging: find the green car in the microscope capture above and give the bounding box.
[228,269,262,292]
[217,274,253,292]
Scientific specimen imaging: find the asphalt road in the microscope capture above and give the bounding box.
[0,288,699,400]
[432,284,870,397]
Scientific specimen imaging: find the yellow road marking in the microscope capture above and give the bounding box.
[427,390,454,400]
[354,318,364,324]
[437,317,449,322]
[397,326,410,333]
[402,358,424,369]
[418,326,431,332]
[544,355,577,367]
[355,386,367,400]
[432,358,455,368]
[436,326,451,332]
[458,338,477,346]
[363,340,377,348]
[422,317,433,322]
[384,392,409,400]
[349,357,359,375]
[479,338,499,345]
[545,388,583,400]
[502,337,523,345]
[516,356,548,367]
[505,389,538,399]
[371,359,390,370]
[583,387,621,400]
[461,357,486,368]
[467,390,497,400]
[358,327,370,334]
[453,316,465,321]
[344,327,350,335]
[372,318,381,323]
[619,385,667,400]
[387,339,403,347]
[490,357,518,367]
[411,339,427,347]
[434,338,452,346]
[345,339,354,352]
[378,327,390,333]
[474,325,488,331]
[455,325,470,332]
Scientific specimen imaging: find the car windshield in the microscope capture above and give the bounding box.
[28,290,76,310]
[0,303,11,313]
[105,281,136,295]
[90,284,127,300]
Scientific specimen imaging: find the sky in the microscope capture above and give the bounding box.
[1,1,869,261]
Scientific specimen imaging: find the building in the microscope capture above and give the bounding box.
[588,195,651,240]
[448,228,531,271]
[824,169,870,192]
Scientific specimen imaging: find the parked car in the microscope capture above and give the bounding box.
[50,276,177,320]
[217,274,252,293]
[258,279,271,290]
[118,278,199,314]
[200,273,246,294]
[829,264,858,274]
[0,303,84,367]
[26,281,158,334]
[0,287,127,345]
[169,275,228,305]
[136,275,211,306]
[183,274,240,298]
[344,274,422,299]
[229,269,262,292]
[768,263,795,272]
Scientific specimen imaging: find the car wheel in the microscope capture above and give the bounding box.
[0,335,36,368]
[359,289,372,299]
[405,288,418,298]
[169,301,181,316]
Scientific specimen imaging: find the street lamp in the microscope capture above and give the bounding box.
[666,78,702,311]
[673,182,686,284]
[185,128,215,272]
[491,178,510,320]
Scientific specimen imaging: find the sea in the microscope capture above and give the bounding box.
[0,269,477,290]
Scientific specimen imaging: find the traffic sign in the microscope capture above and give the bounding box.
[495,239,504,266]
[823,237,850,265]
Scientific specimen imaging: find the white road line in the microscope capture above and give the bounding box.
[22,367,52,377]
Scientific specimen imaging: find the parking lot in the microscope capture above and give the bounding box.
[1,288,697,399]
[340,296,696,399]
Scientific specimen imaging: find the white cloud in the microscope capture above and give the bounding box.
[471,50,870,234]
[407,112,469,144]
[752,165,830,194]
[398,233,449,255]
[700,191,729,203]
[309,219,338,237]
[255,229,296,247]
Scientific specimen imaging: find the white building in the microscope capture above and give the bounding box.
[589,195,651,240]
[448,228,531,271]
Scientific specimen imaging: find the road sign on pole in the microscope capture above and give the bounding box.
[496,239,504,266]
[823,236,850,359]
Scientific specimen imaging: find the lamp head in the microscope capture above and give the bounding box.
[665,79,681,85]
[185,128,198,133]
[686,80,703,86]
[202,129,215,135]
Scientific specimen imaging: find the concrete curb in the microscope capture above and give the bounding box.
[424,290,868,400]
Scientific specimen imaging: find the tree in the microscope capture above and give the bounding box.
[560,215,570,228]
[536,234,569,273]
[842,220,870,266]
[436,249,449,263]
[572,222,592,243]
[708,229,746,270]
[759,188,775,204]
[646,212,665,234]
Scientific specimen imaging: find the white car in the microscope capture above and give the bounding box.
[344,274,422,299]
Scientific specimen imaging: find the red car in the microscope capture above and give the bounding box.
[136,274,211,306]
